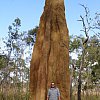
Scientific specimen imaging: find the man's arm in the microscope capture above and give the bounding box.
[58,96,61,100]
[57,88,60,100]
[47,96,49,100]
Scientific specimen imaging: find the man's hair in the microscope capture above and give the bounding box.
[50,82,56,88]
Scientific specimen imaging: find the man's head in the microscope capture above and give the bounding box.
[51,82,55,88]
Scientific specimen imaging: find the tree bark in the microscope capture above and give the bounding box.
[30,0,70,100]
[78,48,85,100]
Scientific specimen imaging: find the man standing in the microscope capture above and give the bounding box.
[47,82,61,100]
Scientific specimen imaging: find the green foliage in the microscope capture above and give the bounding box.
[69,35,81,52]
[24,26,38,46]
[70,34,100,100]
[0,55,8,69]
[0,18,30,100]
[85,35,100,83]
[8,18,21,40]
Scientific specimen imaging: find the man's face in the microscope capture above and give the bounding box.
[51,83,55,88]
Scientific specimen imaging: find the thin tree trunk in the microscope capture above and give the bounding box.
[78,68,82,100]
[78,49,85,100]
[30,0,70,100]
[70,76,73,100]
[70,64,74,100]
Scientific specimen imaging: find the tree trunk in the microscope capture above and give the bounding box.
[30,0,70,100]
[78,69,82,100]
[78,49,85,100]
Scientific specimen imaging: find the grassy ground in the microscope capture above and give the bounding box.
[0,92,100,100]
[72,95,100,100]
[0,92,29,100]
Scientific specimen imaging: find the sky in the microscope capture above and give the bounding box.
[0,0,100,40]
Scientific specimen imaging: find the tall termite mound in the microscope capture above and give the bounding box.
[30,0,70,100]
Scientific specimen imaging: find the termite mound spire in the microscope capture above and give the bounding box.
[30,0,70,100]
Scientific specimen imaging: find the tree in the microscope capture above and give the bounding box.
[30,0,70,100]
[0,18,30,100]
[0,55,8,70]
[69,34,100,99]
[86,35,100,84]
